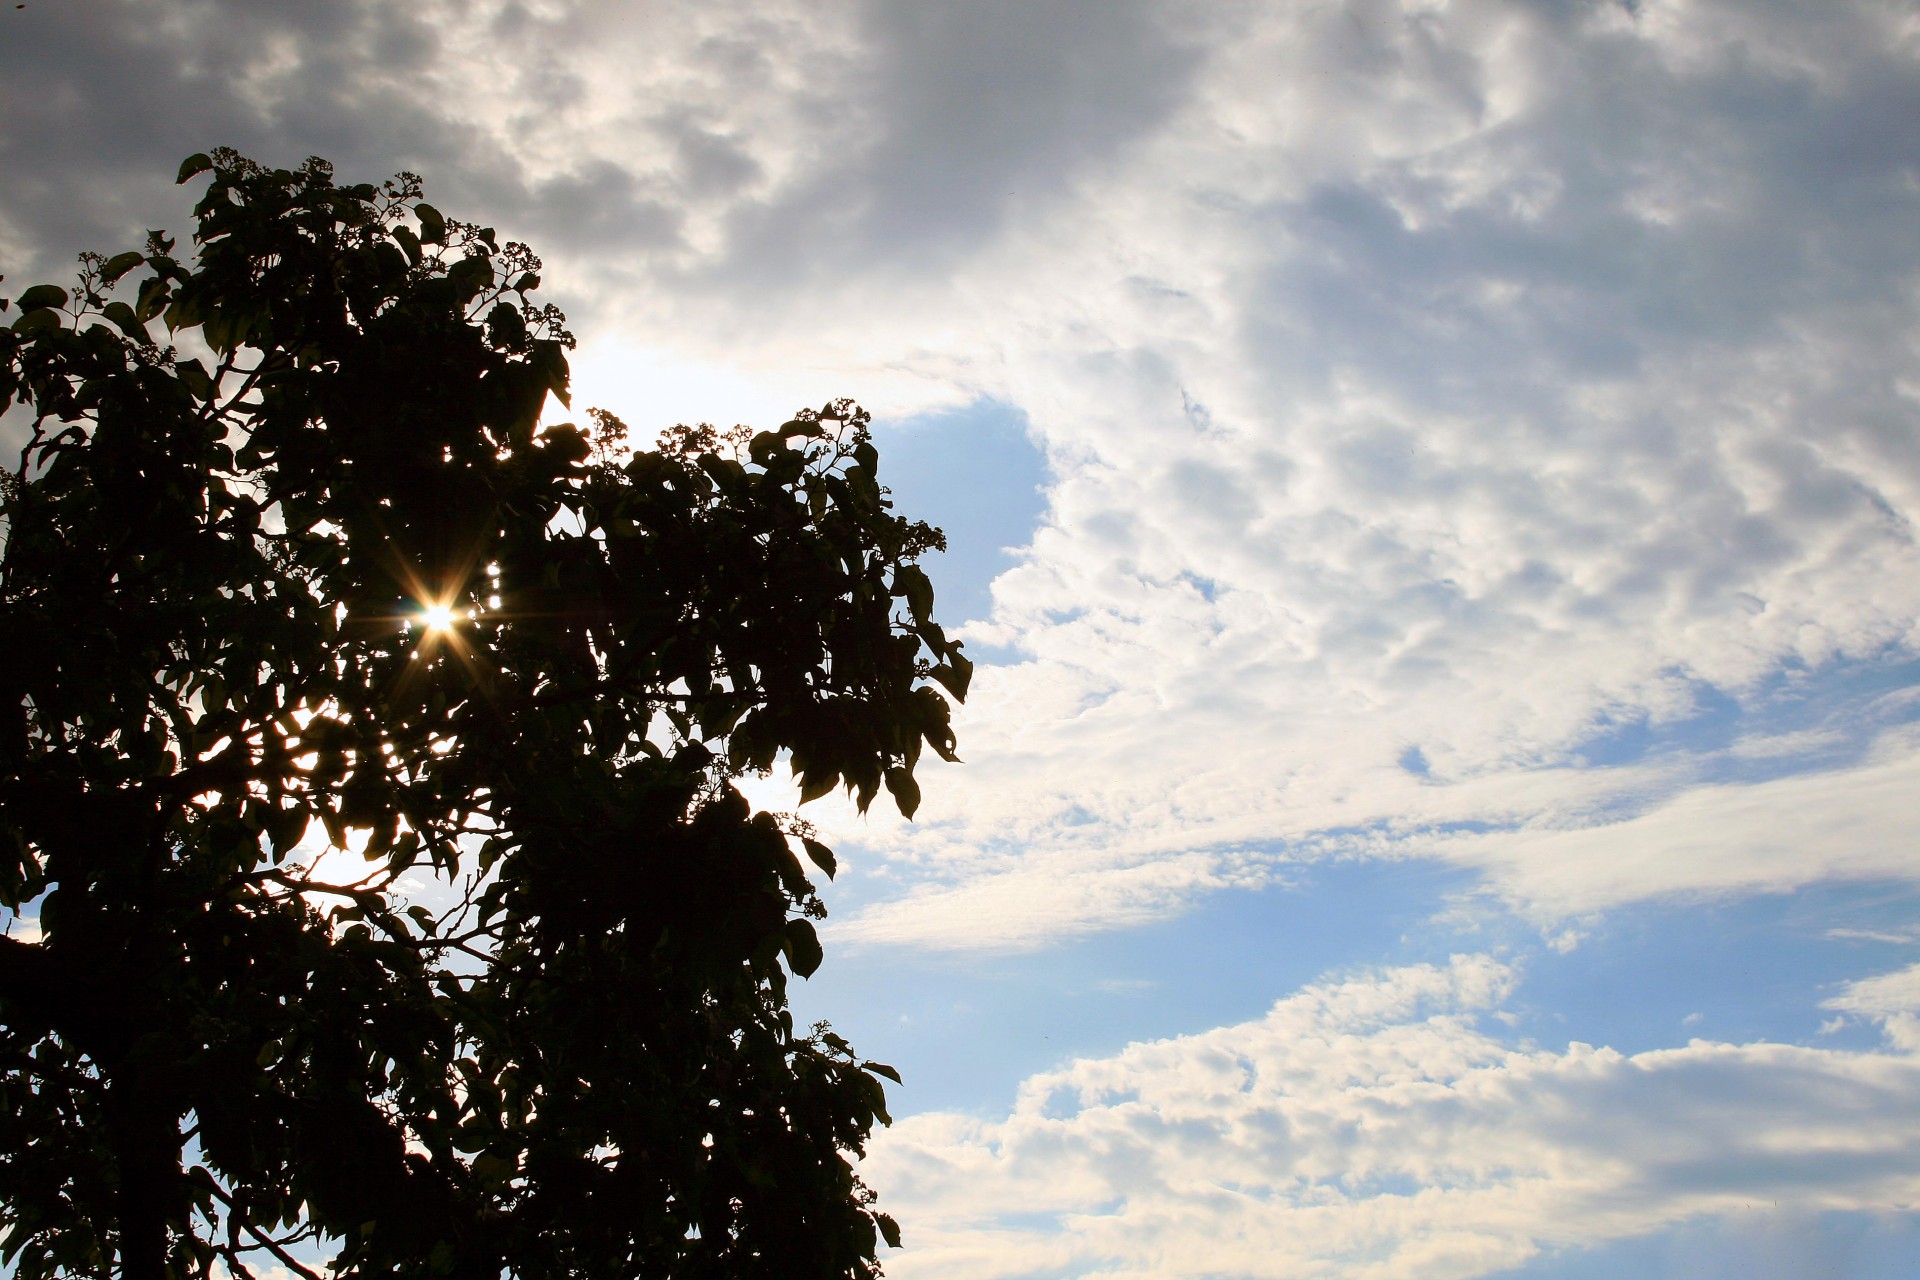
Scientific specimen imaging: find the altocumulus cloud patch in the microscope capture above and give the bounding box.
[792,0,1920,949]
[862,955,1920,1280]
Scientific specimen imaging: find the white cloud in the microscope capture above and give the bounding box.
[1434,727,1920,921]
[8,0,1920,945]
[833,721,1920,951]
[864,955,1920,1280]
[211,1263,306,1280]
[1824,961,1920,1053]
[1828,926,1920,945]
[796,0,1920,944]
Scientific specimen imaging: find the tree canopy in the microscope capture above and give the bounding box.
[0,149,969,1280]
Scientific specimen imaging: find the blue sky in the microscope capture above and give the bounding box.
[7,1,1920,1276]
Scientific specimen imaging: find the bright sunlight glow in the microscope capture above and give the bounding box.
[421,602,457,632]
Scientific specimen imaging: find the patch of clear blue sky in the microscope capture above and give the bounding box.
[1505,877,1920,1057]
[1492,1208,1920,1280]
[870,398,1049,640]
[795,859,1479,1114]
[791,646,1920,1117]
[798,858,1920,1116]
[1565,649,1920,785]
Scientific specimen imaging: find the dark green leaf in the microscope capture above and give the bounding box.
[100,252,145,285]
[936,649,973,699]
[414,201,446,244]
[894,564,935,627]
[100,301,145,339]
[176,152,213,183]
[800,837,837,879]
[448,253,493,299]
[134,275,171,322]
[392,224,423,266]
[14,284,66,311]
[174,358,213,402]
[10,308,59,334]
[531,338,569,408]
[798,768,838,805]
[485,301,526,349]
[783,918,824,978]
[884,766,921,819]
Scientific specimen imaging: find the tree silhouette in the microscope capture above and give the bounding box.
[0,150,969,1280]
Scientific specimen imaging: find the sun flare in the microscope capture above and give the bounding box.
[421,602,457,632]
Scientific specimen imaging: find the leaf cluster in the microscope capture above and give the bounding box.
[0,150,958,1280]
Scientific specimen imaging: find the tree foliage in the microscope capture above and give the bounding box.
[0,149,970,1280]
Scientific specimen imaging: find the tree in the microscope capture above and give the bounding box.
[0,149,970,1280]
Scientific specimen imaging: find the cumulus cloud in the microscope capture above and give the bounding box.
[863,955,1920,1280]
[8,0,1920,943]
[807,0,1920,943]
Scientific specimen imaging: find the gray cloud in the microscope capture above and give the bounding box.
[848,0,1203,253]
[685,0,1207,304]
[0,1,471,274]
[1251,14,1920,407]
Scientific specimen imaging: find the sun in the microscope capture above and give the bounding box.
[421,602,457,632]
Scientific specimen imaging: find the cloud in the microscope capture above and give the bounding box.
[0,1,469,276]
[1824,962,1920,1053]
[832,715,1920,952]
[1828,926,1920,945]
[711,0,1205,273]
[863,955,1920,1280]
[804,0,1920,943]
[1433,726,1920,921]
[12,16,1920,1273]
[9,0,1920,946]
[211,1264,306,1280]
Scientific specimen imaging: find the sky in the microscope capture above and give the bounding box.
[5,1,1920,1276]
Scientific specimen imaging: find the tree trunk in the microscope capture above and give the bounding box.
[107,1073,181,1280]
